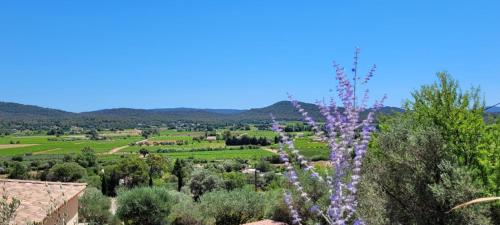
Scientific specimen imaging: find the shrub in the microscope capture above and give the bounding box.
[310,155,328,161]
[188,169,223,201]
[115,156,149,188]
[79,187,112,225]
[168,191,204,225]
[270,49,385,224]
[8,162,28,180]
[255,159,271,173]
[116,187,172,225]
[359,115,494,224]
[75,147,97,168]
[11,156,23,162]
[63,154,73,162]
[47,162,86,182]
[79,175,102,190]
[200,189,266,225]
[223,172,247,191]
[222,160,245,172]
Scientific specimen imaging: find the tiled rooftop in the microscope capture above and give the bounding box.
[0,179,86,225]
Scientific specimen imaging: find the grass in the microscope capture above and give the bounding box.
[0,129,279,160]
[293,137,329,158]
[159,149,274,160]
[122,141,226,153]
[227,130,277,139]
[0,135,141,156]
[149,135,194,141]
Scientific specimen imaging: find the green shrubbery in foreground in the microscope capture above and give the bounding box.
[358,73,500,224]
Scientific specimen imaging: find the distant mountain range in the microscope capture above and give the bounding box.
[0,101,496,131]
[0,101,403,123]
[2,101,495,130]
[485,106,500,113]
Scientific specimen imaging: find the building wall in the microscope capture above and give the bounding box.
[43,197,79,225]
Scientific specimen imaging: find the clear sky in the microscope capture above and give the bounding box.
[1,1,499,112]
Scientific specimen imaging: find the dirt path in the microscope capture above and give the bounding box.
[0,144,39,149]
[106,139,148,155]
[107,145,130,154]
[262,147,278,154]
[110,198,117,215]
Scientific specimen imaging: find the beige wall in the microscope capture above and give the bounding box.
[42,197,79,225]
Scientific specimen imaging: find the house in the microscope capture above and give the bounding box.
[0,179,86,225]
[206,136,217,141]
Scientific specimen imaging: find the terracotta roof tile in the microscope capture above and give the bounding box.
[0,179,86,225]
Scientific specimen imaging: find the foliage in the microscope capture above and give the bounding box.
[86,129,100,140]
[222,172,247,191]
[221,160,245,173]
[225,135,271,146]
[75,147,98,168]
[7,162,28,180]
[115,156,149,188]
[139,148,149,157]
[142,128,160,139]
[79,187,112,225]
[80,175,102,190]
[47,162,86,182]
[146,154,168,186]
[359,73,499,224]
[359,116,493,224]
[405,72,487,170]
[255,158,272,173]
[172,159,187,192]
[271,49,383,224]
[199,189,266,225]
[116,187,172,225]
[167,191,204,225]
[188,169,223,201]
[0,184,20,225]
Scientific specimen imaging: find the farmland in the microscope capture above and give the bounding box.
[0,128,301,162]
[0,135,141,157]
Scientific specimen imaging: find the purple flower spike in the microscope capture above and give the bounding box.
[272,49,384,224]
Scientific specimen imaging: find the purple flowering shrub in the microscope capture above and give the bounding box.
[271,48,386,225]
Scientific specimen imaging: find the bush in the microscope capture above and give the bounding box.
[310,155,328,161]
[115,156,149,188]
[222,160,245,172]
[8,162,28,180]
[167,191,204,225]
[255,159,271,172]
[223,172,247,191]
[79,187,112,225]
[11,156,23,162]
[75,147,97,168]
[359,115,494,224]
[188,169,223,201]
[199,189,266,225]
[79,175,102,190]
[117,187,172,225]
[47,162,86,182]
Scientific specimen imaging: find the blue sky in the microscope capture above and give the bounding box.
[1,1,499,112]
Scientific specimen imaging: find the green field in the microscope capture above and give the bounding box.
[227,130,277,139]
[159,149,274,160]
[123,141,226,153]
[0,135,141,156]
[0,129,278,161]
[293,137,329,158]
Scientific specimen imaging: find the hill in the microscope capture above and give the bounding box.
[0,101,403,130]
[0,102,76,119]
[485,106,500,113]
